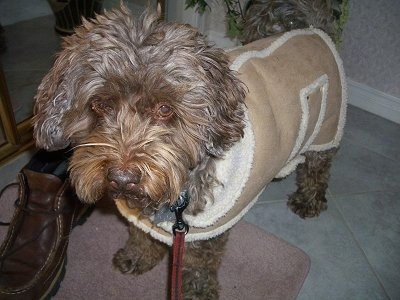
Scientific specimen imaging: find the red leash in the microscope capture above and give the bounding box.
[170,191,189,300]
[171,231,185,300]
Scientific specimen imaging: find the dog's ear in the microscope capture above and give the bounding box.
[33,44,77,150]
[32,6,157,151]
[199,49,247,158]
[33,16,99,151]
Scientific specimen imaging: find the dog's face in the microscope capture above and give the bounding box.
[33,6,245,213]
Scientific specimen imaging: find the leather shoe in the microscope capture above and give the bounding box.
[0,150,90,300]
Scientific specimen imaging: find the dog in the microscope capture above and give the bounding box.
[242,0,338,44]
[33,2,346,299]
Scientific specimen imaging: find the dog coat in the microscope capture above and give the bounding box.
[116,28,347,245]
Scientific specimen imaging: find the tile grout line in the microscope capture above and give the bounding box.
[341,136,400,163]
[330,194,392,299]
[327,188,400,199]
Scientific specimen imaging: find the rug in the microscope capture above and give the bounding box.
[0,184,310,299]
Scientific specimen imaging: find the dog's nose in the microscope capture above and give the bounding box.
[107,168,141,191]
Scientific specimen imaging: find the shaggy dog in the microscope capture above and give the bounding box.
[33,2,346,299]
[242,0,338,44]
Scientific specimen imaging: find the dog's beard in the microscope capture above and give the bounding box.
[105,180,150,209]
[68,131,199,214]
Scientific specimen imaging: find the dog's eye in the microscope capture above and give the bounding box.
[91,99,114,116]
[155,104,173,120]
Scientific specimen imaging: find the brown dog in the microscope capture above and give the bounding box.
[33,4,346,299]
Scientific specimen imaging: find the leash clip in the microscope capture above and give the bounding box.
[170,190,189,235]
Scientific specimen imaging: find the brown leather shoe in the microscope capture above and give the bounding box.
[0,150,90,300]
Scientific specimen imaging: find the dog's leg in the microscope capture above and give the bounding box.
[288,148,337,218]
[113,224,168,274]
[182,231,229,300]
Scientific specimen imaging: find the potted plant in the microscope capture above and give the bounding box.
[185,0,349,46]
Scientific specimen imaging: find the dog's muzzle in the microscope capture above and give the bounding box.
[107,167,142,191]
[106,167,150,209]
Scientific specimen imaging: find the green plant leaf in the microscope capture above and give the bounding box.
[185,0,210,14]
[226,13,243,38]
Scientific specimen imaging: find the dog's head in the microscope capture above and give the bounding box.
[33,5,246,213]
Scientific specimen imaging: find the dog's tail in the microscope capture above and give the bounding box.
[241,0,340,44]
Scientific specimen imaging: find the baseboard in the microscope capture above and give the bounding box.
[347,79,400,124]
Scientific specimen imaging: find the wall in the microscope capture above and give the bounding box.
[180,1,400,123]
[340,0,400,98]
[181,1,400,99]
[340,0,400,123]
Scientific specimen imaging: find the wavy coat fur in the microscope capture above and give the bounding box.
[33,3,342,299]
[33,6,246,215]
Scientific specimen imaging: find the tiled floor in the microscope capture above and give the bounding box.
[244,105,400,299]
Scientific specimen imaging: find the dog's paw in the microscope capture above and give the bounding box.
[113,224,168,274]
[113,248,136,273]
[287,192,327,218]
[113,248,146,274]
[182,268,219,300]
[113,247,165,274]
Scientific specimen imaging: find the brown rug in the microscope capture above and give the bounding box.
[0,184,310,299]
